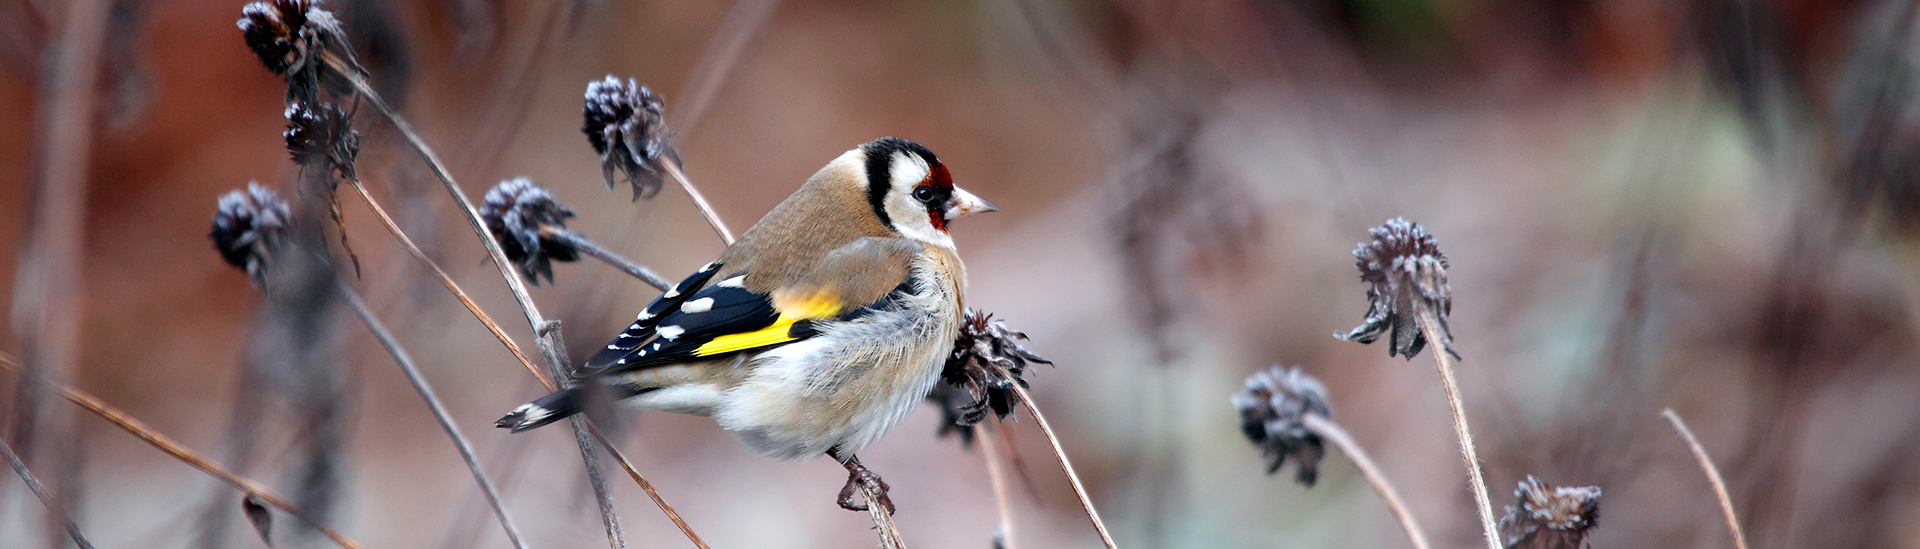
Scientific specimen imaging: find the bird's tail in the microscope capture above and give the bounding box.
[495,386,584,433]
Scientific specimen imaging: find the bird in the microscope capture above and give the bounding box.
[496,137,996,513]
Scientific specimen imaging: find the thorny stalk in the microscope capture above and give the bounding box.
[1416,304,1499,549]
[1299,414,1431,549]
[0,437,94,549]
[1004,370,1118,549]
[977,419,1019,549]
[0,354,365,549]
[663,160,735,245]
[1662,408,1750,549]
[543,227,674,291]
[316,51,706,548]
[337,283,530,549]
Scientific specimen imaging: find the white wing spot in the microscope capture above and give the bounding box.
[681,298,714,313]
[717,275,746,288]
[617,358,628,365]
[663,288,680,298]
[606,344,620,350]
[657,325,685,340]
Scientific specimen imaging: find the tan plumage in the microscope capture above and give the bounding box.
[497,137,994,512]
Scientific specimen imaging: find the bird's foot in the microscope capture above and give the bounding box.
[833,453,894,514]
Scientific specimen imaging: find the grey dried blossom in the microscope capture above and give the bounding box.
[1498,476,1602,549]
[210,182,292,288]
[932,309,1051,441]
[238,0,313,75]
[1232,365,1331,486]
[480,178,580,285]
[238,0,360,105]
[583,76,677,200]
[1333,217,1459,360]
[283,101,359,182]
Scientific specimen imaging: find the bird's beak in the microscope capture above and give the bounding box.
[947,187,999,218]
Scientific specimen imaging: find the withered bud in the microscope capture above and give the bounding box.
[932,309,1051,441]
[210,182,292,288]
[480,178,580,285]
[583,76,676,200]
[1333,217,1459,360]
[238,0,313,75]
[284,101,359,180]
[1232,365,1331,486]
[1498,476,1602,549]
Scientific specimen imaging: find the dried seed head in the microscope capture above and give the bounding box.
[238,0,313,75]
[283,101,359,181]
[583,76,675,200]
[1498,476,1602,549]
[1232,365,1331,486]
[1333,217,1459,360]
[210,182,292,288]
[931,309,1051,441]
[480,178,580,285]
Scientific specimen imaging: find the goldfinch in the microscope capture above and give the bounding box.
[497,137,995,512]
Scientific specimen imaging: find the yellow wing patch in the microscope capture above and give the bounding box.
[692,292,843,357]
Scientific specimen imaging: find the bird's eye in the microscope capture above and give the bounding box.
[911,187,935,203]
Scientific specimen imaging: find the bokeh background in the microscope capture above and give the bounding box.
[3,0,1920,547]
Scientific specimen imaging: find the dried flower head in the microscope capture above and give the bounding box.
[480,178,580,285]
[1333,217,1459,360]
[583,76,677,200]
[238,0,313,75]
[932,309,1051,440]
[238,0,360,105]
[1498,476,1602,549]
[1232,365,1332,486]
[284,101,360,181]
[211,182,292,288]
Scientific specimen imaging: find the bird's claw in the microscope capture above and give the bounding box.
[836,461,894,514]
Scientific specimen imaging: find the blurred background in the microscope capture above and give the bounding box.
[3,0,1919,547]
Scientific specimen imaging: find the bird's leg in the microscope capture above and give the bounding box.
[828,448,894,514]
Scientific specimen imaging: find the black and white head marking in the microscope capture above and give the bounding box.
[862,137,957,248]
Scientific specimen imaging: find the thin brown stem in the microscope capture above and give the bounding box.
[345,178,549,385]
[977,419,1019,549]
[581,421,712,549]
[321,56,705,547]
[1414,305,1499,549]
[864,482,907,549]
[1004,378,1117,549]
[0,354,365,549]
[662,161,735,245]
[544,228,674,291]
[338,283,531,549]
[0,437,94,549]
[1301,414,1431,549]
[1662,408,1750,549]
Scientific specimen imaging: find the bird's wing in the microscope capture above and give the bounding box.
[579,261,724,372]
[581,237,923,376]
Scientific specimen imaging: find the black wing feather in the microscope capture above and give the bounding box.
[581,261,722,372]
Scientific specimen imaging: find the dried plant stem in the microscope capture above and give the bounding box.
[344,179,545,383]
[1414,305,1499,549]
[662,161,735,245]
[977,419,1019,549]
[672,0,780,137]
[1004,378,1118,549]
[0,355,364,549]
[0,437,94,549]
[319,54,707,547]
[862,480,907,549]
[544,228,674,291]
[1662,408,1750,549]
[338,284,530,549]
[1301,414,1431,549]
[578,421,711,549]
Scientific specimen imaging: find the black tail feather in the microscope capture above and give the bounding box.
[496,386,584,433]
